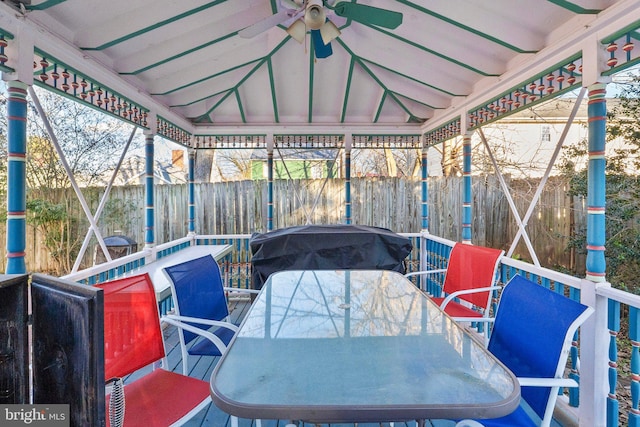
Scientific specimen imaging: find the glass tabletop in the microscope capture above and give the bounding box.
[210,270,520,423]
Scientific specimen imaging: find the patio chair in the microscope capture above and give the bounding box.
[405,242,504,327]
[96,273,211,427]
[162,254,260,376]
[454,274,594,427]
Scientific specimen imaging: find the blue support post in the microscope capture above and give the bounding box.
[144,132,155,246]
[267,149,273,231]
[5,81,28,274]
[345,148,351,224]
[421,144,428,231]
[462,133,472,243]
[586,83,607,282]
[188,150,195,234]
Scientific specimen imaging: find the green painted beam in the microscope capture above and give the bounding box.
[122,32,237,75]
[373,91,386,123]
[235,89,246,123]
[395,0,536,54]
[267,58,280,123]
[340,57,356,123]
[27,0,67,10]
[359,57,463,97]
[336,39,417,123]
[363,23,499,77]
[546,0,601,14]
[196,37,291,120]
[152,58,263,96]
[81,0,230,50]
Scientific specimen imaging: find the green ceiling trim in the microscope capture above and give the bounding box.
[81,0,230,50]
[337,39,426,122]
[340,57,356,123]
[235,89,246,123]
[34,49,150,128]
[153,58,263,96]
[122,32,237,75]
[197,36,291,121]
[192,37,291,121]
[424,117,461,146]
[267,58,279,123]
[392,91,442,110]
[171,87,228,108]
[373,92,386,123]
[365,24,498,77]
[27,0,67,10]
[546,0,601,14]
[360,57,463,97]
[394,0,536,54]
[601,19,640,43]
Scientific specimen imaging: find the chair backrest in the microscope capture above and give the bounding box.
[96,273,166,381]
[488,274,593,421]
[163,255,230,345]
[442,243,504,308]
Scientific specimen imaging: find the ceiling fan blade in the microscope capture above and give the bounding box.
[310,29,332,59]
[319,19,341,45]
[238,9,293,38]
[332,2,403,29]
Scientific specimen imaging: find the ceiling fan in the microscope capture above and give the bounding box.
[239,0,403,59]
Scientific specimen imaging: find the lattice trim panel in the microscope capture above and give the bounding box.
[0,29,14,74]
[274,135,344,149]
[33,50,149,128]
[602,22,640,76]
[352,135,422,149]
[468,55,583,130]
[157,117,191,145]
[424,118,461,146]
[192,135,267,149]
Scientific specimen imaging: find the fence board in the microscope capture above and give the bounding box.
[1,176,585,275]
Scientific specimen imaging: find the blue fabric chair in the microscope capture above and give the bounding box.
[455,274,593,427]
[161,254,259,376]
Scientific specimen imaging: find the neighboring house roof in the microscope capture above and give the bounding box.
[250,149,339,161]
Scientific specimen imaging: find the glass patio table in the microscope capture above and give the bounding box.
[210,270,520,424]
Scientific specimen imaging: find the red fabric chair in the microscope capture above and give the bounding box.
[97,273,210,427]
[406,243,504,327]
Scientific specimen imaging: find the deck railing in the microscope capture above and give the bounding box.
[62,232,638,427]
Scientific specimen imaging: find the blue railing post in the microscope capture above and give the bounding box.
[462,132,472,244]
[421,137,428,232]
[5,81,28,274]
[144,130,155,248]
[345,134,352,224]
[188,149,196,235]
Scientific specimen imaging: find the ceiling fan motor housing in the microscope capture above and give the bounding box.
[304,0,326,30]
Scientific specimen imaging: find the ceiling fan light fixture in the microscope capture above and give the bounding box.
[286,18,307,43]
[304,0,326,30]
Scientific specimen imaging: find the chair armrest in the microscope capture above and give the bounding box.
[404,269,447,278]
[440,285,502,309]
[517,377,579,388]
[161,316,231,354]
[223,287,260,295]
[163,314,240,332]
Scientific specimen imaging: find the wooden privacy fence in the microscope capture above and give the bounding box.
[3,175,585,274]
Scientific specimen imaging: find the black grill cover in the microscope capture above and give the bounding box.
[250,224,413,290]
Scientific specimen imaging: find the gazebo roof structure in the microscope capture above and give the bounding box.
[0,0,638,147]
